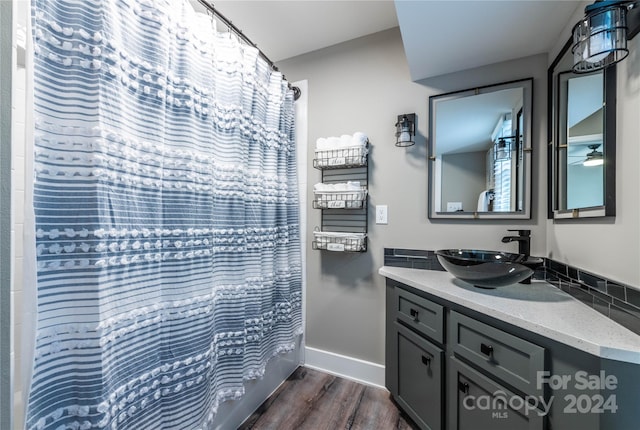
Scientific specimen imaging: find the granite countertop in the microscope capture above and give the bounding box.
[379,266,640,364]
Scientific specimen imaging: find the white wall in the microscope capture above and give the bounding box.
[441,151,486,212]
[279,28,548,365]
[547,2,640,288]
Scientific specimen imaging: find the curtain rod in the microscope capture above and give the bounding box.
[196,0,301,100]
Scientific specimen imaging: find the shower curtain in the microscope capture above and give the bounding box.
[26,0,302,429]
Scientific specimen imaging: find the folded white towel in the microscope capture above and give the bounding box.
[313,231,367,251]
[313,181,361,192]
[313,231,366,239]
[315,132,369,151]
[477,190,490,212]
[313,182,367,209]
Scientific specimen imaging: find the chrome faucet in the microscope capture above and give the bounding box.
[501,229,531,259]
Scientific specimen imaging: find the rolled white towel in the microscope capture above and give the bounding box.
[352,132,368,146]
[316,137,338,150]
[339,135,352,147]
[327,136,340,148]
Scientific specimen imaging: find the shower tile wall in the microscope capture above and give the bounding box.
[11,65,26,430]
[294,80,308,341]
[12,1,28,426]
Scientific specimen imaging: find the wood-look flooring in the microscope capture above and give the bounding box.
[239,367,419,430]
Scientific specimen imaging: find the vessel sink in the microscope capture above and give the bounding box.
[435,249,541,288]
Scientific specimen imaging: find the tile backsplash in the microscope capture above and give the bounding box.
[384,248,640,336]
[383,248,445,271]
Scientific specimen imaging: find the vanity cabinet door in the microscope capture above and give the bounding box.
[395,322,443,430]
[449,358,544,430]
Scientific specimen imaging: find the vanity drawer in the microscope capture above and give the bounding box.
[395,287,444,344]
[450,311,544,397]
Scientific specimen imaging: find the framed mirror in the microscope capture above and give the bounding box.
[548,38,616,219]
[428,78,533,219]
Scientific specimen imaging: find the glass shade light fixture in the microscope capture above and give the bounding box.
[395,113,416,147]
[572,0,637,73]
[583,144,604,166]
[494,136,514,161]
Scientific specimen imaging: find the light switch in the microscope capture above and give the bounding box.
[376,205,388,224]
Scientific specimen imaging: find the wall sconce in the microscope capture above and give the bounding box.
[395,113,415,147]
[494,137,514,161]
[583,144,604,166]
[572,0,639,73]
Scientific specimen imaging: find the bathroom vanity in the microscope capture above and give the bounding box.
[380,266,640,430]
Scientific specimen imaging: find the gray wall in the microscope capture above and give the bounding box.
[279,28,548,365]
[441,151,486,212]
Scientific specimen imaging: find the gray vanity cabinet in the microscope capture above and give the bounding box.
[385,277,640,430]
[386,279,545,430]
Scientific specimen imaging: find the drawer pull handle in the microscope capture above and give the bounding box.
[421,355,431,367]
[409,308,419,321]
[481,343,494,357]
[458,381,469,394]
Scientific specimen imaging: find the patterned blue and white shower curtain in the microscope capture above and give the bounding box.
[26,0,302,429]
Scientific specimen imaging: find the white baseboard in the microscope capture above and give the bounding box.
[304,346,386,389]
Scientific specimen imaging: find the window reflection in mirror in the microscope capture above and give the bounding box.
[428,79,532,220]
[549,36,615,219]
[559,72,604,210]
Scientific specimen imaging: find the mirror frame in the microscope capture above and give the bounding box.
[548,37,616,219]
[428,78,534,220]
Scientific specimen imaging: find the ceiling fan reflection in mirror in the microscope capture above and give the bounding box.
[569,143,604,166]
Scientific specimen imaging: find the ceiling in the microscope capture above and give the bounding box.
[435,87,524,156]
[396,1,583,80]
[189,1,399,63]
[190,1,584,80]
